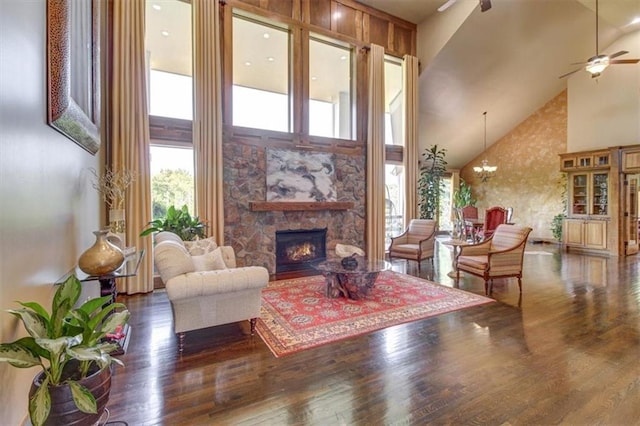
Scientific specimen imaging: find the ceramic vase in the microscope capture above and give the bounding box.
[78,228,125,276]
[108,208,126,249]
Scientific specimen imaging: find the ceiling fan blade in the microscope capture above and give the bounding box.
[608,50,628,59]
[610,59,640,64]
[437,0,457,12]
[570,61,588,66]
[559,68,582,79]
[480,0,492,12]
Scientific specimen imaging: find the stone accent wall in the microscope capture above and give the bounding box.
[223,142,366,273]
[461,91,568,242]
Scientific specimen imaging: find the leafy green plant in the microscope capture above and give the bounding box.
[551,173,568,242]
[453,178,476,208]
[0,275,129,426]
[418,145,448,221]
[140,204,206,241]
[551,213,565,241]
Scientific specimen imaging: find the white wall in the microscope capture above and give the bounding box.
[568,30,640,151]
[0,1,101,424]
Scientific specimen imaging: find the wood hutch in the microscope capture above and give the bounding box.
[560,145,640,256]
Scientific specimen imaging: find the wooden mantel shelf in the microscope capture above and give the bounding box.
[249,201,354,211]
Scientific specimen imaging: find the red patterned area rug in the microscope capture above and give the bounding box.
[256,271,493,357]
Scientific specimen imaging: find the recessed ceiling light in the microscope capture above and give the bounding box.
[263,33,270,39]
[245,61,252,66]
[161,30,169,37]
[152,4,161,11]
[267,57,275,62]
[340,55,347,60]
[311,76,317,81]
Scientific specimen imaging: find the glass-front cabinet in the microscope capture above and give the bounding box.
[561,149,612,254]
[569,172,608,217]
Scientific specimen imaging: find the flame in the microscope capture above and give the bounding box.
[287,242,316,261]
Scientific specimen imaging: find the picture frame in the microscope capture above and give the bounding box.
[46,0,101,155]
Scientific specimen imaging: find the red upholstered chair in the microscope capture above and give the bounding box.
[477,206,507,241]
[461,205,478,220]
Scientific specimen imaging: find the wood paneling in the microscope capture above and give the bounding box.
[368,14,388,48]
[231,0,416,56]
[149,115,192,144]
[308,0,331,30]
[334,3,358,39]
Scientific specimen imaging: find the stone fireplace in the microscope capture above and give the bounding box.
[222,128,366,275]
[275,228,327,274]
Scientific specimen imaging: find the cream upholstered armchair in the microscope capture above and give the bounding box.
[455,224,532,295]
[388,219,437,272]
[153,231,269,352]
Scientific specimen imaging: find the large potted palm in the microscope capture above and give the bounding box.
[0,275,130,426]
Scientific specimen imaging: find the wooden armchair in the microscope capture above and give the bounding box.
[477,206,507,241]
[455,224,532,295]
[388,219,437,272]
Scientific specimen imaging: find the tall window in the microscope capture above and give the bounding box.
[384,57,404,243]
[232,15,290,132]
[309,35,353,139]
[145,0,195,219]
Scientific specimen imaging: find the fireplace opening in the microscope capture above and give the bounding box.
[276,228,327,274]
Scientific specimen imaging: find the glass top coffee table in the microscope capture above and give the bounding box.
[313,256,390,300]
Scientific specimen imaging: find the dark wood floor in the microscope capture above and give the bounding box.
[106,240,640,425]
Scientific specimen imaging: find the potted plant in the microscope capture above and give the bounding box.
[418,145,448,223]
[0,275,130,426]
[140,204,207,241]
[453,178,476,208]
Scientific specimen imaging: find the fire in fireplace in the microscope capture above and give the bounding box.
[276,228,327,274]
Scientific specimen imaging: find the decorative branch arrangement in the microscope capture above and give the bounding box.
[90,168,136,210]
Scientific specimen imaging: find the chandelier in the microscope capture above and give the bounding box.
[473,111,497,182]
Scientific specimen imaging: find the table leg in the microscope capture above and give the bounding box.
[447,245,461,279]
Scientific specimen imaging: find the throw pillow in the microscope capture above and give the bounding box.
[154,241,195,283]
[192,247,227,271]
[184,236,218,256]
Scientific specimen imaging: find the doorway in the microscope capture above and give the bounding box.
[624,174,639,255]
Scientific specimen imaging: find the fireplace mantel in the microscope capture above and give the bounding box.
[249,201,354,212]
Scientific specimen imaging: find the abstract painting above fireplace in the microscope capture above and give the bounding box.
[266,148,336,202]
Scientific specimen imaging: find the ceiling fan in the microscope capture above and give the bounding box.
[559,0,639,79]
[438,0,491,13]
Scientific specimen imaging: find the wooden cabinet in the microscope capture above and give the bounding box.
[560,150,609,172]
[563,219,607,250]
[568,172,609,217]
[560,149,611,253]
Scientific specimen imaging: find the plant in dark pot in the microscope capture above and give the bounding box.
[140,204,206,241]
[0,275,130,426]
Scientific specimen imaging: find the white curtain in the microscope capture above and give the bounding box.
[403,54,419,223]
[366,44,386,259]
[110,0,153,294]
[192,0,225,244]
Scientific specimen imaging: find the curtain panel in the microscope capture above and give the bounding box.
[192,0,225,244]
[403,54,419,223]
[110,0,153,294]
[366,44,386,259]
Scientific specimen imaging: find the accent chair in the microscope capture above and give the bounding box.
[477,206,507,241]
[455,224,532,295]
[388,219,437,272]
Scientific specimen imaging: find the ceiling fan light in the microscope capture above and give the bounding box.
[473,166,484,173]
[585,55,610,75]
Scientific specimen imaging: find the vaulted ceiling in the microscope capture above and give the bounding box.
[146,0,640,169]
[359,0,640,168]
